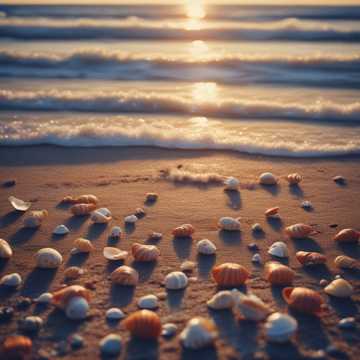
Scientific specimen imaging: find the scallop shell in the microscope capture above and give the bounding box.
[2,335,32,359]
[53,224,70,235]
[334,255,360,271]
[265,207,279,217]
[110,226,122,238]
[35,292,53,304]
[268,241,289,258]
[172,224,195,237]
[131,243,160,262]
[70,203,96,216]
[110,266,139,286]
[36,248,62,269]
[232,290,271,321]
[71,238,94,254]
[180,317,217,349]
[65,296,89,320]
[265,312,298,343]
[218,217,241,231]
[296,251,326,266]
[197,239,217,255]
[286,173,302,185]
[212,263,249,287]
[265,262,294,286]
[52,285,91,310]
[0,239,13,259]
[282,287,324,315]
[103,247,128,261]
[23,210,48,228]
[62,194,98,204]
[285,223,316,239]
[224,177,240,191]
[8,196,31,211]
[64,266,84,280]
[106,308,125,320]
[165,271,188,290]
[91,208,112,224]
[123,310,161,339]
[259,172,278,185]
[0,273,22,287]
[137,295,159,309]
[333,228,359,244]
[124,214,138,224]
[207,290,235,310]
[324,279,353,298]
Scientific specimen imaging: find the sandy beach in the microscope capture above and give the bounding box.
[0,146,359,359]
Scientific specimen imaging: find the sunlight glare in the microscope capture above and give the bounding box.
[186,0,206,19]
[192,82,218,103]
[188,40,209,58]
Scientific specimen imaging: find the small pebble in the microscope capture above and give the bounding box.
[15,297,32,310]
[148,232,162,241]
[180,261,196,273]
[252,253,262,263]
[18,316,43,333]
[252,223,263,233]
[134,208,146,218]
[145,192,158,203]
[2,179,16,187]
[100,334,122,356]
[335,274,342,279]
[248,243,259,251]
[301,200,313,210]
[319,279,329,287]
[188,276,198,283]
[338,317,356,330]
[69,334,85,349]
[0,306,14,322]
[162,323,177,338]
[35,292,53,304]
[106,308,125,321]
[156,292,167,300]
[333,176,346,184]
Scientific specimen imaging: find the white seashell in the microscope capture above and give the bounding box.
[252,254,262,263]
[259,172,278,185]
[165,271,188,290]
[218,217,241,231]
[137,295,159,309]
[268,241,289,258]
[53,224,70,235]
[224,177,240,191]
[35,248,63,269]
[35,292,53,304]
[252,223,263,232]
[91,208,112,224]
[301,201,313,210]
[124,215,138,224]
[8,196,31,211]
[180,317,217,349]
[0,273,22,287]
[100,334,122,356]
[106,308,125,321]
[65,296,89,320]
[110,226,122,238]
[103,247,128,261]
[197,239,217,255]
[0,239,13,259]
[265,312,298,343]
[162,323,178,337]
[207,291,235,310]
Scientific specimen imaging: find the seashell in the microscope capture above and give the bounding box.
[148,231,162,241]
[0,239,13,259]
[296,251,326,266]
[301,200,313,210]
[259,172,278,185]
[35,248,62,268]
[282,287,324,315]
[265,207,279,217]
[103,247,128,261]
[110,226,122,238]
[232,290,271,321]
[23,210,48,228]
[197,239,217,255]
[145,192,158,202]
[162,323,177,337]
[124,214,138,224]
[252,253,262,263]
[180,317,217,349]
[207,290,235,310]
[252,223,263,233]
[35,292,53,304]
[165,271,188,290]
[106,308,125,321]
[62,194,98,204]
[110,266,139,286]
[65,296,89,320]
[134,208,146,218]
[333,175,346,184]
[64,266,84,280]
[268,241,289,258]
[99,334,122,356]
[131,243,160,262]
[123,310,161,339]
[8,196,31,211]
[212,263,249,287]
[52,285,91,310]
[71,238,94,254]
[333,228,359,244]
[53,224,70,235]
[334,255,360,271]
[0,273,22,287]
[264,262,294,286]
[218,217,241,231]
[70,203,96,216]
[265,312,298,343]
[172,223,195,237]
[137,295,159,309]
[91,208,112,224]
[285,223,316,239]
[224,176,240,191]
[2,335,32,359]
[286,173,302,185]
[180,261,196,273]
[324,279,353,298]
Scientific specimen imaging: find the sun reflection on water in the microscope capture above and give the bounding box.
[186,0,206,20]
[192,82,218,103]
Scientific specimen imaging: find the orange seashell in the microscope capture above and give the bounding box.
[2,335,32,360]
[212,263,249,287]
[296,251,327,266]
[62,194,98,205]
[70,203,96,216]
[285,223,316,239]
[52,285,91,310]
[282,287,324,315]
[72,237,94,253]
[123,309,161,339]
[265,207,279,217]
[131,243,160,262]
[64,266,84,280]
[286,173,302,185]
[333,228,359,244]
[172,224,195,237]
[334,255,360,270]
[264,262,294,286]
[110,265,139,286]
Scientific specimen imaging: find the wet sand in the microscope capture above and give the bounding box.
[0,146,359,360]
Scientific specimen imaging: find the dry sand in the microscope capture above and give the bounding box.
[0,146,359,360]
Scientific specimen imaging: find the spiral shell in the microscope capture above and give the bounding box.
[131,243,160,262]
[35,248,62,269]
[196,239,217,255]
[285,223,315,239]
[8,196,32,211]
[62,194,98,204]
[334,255,360,270]
[296,251,326,266]
[70,203,96,216]
[207,291,235,310]
[71,238,94,254]
[103,247,128,261]
[123,310,161,339]
[264,262,294,286]
[218,217,241,231]
[91,208,112,223]
[282,287,324,315]
[0,239,12,259]
[259,172,278,185]
[52,285,91,310]
[265,207,279,217]
[212,263,249,287]
[324,279,353,298]
[64,266,84,280]
[165,271,188,290]
[180,317,217,349]
[23,210,48,228]
[265,313,298,343]
[268,241,288,258]
[172,224,195,237]
[286,173,302,185]
[224,177,240,191]
[333,229,359,244]
[110,266,139,286]
[2,335,32,359]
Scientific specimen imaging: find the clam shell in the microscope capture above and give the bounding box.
[91,208,112,224]
[172,224,195,237]
[265,207,279,217]
[218,217,241,231]
[2,335,32,359]
[137,295,159,309]
[35,292,53,304]
[110,266,139,286]
[110,226,122,238]
[62,194,98,204]
[103,247,128,261]
[334,255,360,270]
[224,177,240,191]
[207,290,235,310]
[265,312,298,343]
[180,317,217,349]
[106,308,125,321]
[64,266,84,280]
[197,239,217,255]
[65,296,89,320]
[99,334,122,356]
[296,251,326,266]
[36,248,62,269]
[131,243,160,262]
[212,263,249,287]
[265,262,294,286]
[259,172,278,185]
[123,310,161,339]
[282,287,324,315]
[324,279,353,298]
[124,215,138,224]
[23,210,48,228]
[8,196,31,211]
[0,273,22,287]
[71,238,94,254]
[333,229,359,244]
[268,241,289,258]
[70,203,96,216]
[165,271,188,290]
[53,224,70,235]
[52,285,91,310]
[286,173,302,185]
[0,239,13,259]
[285,223,315,239]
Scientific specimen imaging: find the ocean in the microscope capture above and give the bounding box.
[0,3,360,157]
